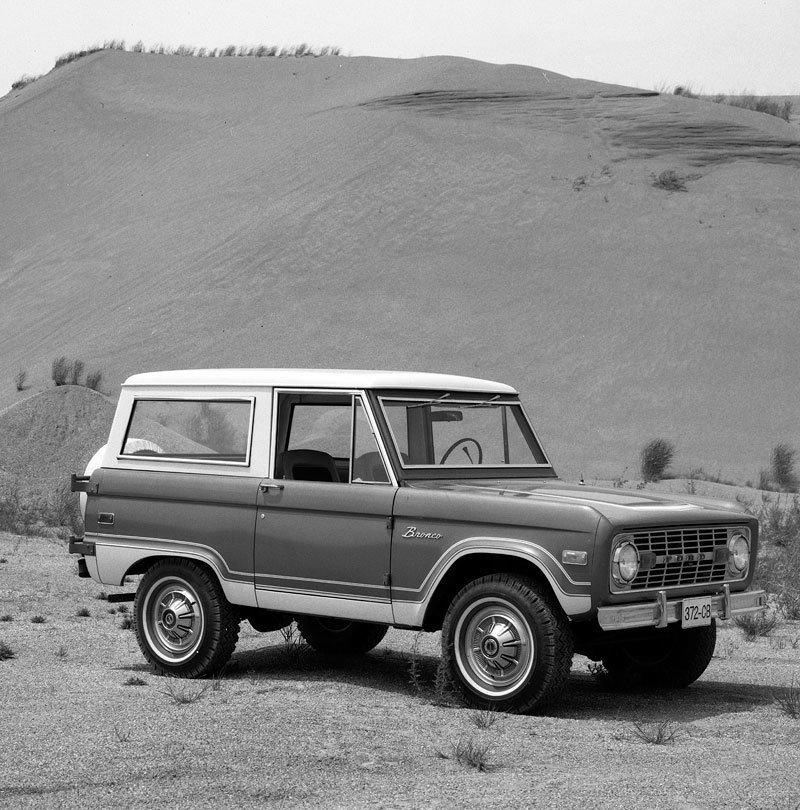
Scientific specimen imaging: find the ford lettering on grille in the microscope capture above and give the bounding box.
[628,526,730,591]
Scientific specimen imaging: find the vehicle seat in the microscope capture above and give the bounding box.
[279,449,340,483]
[352,451,390,483]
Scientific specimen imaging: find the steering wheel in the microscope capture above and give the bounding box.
[439,437,484,465]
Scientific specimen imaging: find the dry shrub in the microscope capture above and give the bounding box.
[771,444,799,493]
[652,170,688,192]
[640,438,675,481]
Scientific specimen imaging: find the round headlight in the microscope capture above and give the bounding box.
[612,540,640,586]
[728,533,750,574]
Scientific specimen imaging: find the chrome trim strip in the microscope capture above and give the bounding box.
[392,593,592,627]
[87,533,259,607]
[254,570,389,592]
[391,537,592,623]
[255,588,394,623]
[390,536,592,596]
[255,584,389,603]
[90,532,390,602]
[88,532,252,581]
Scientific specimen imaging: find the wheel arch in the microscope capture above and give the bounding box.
[421,552,563,632]
[121,553,254,607]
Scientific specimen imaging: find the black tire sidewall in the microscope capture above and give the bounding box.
[602,621,717,690]
[134,559,238,677]
[297,617,388,655]
[442,574,572,712]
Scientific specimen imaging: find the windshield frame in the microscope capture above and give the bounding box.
[373,391,556,480]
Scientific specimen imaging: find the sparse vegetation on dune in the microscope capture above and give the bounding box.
[669,85,793,123]
[49,356,103,391]
[8,40,343,94]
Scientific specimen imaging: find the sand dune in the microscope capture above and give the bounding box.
[1,51,799,481]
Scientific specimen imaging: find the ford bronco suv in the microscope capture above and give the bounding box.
[69,369,766,712]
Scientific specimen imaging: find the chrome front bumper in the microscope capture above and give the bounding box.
[596,586,767,631]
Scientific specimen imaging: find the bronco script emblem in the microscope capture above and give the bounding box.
[401,526,443,540]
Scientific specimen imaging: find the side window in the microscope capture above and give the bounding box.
[276,393,390,484]
[352,398,390,483]
[122,399,253,463]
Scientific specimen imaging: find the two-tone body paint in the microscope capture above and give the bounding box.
[389,482,600,625]
[253,480,395,622]
[75,370,763,634]
[83,467,261,607]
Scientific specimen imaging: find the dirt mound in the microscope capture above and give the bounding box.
[0,386,115,497]
[1,51,798,481]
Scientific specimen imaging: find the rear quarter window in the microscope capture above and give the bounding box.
[121,399,253,464]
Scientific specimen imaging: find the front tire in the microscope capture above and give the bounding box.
[134,559,240,677]
[601,621,717,690]
[442,574,573,713]
[296,617,388,654]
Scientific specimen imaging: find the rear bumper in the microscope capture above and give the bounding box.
[596,586,767,631]
[68,536,96,579]
[68,537,95,556]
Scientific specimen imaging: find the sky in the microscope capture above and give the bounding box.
[1,0,799,98]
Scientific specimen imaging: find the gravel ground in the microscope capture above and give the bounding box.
[0,532,798,810]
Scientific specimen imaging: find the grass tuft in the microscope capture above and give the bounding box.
[773,679,800,720]
[629,720,679,745]
[31,615,46,624]
[438,738,495,772]
[470,709,500,730]
[123,675,147,686]
[279,622,309,667]
[735,611,779,641]
[160,679,209,705]
[0,641,16,660]
[0,614,12,622]
[651,171,688,192]
[76,607,90,617]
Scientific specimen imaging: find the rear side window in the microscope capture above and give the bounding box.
[121,399,253,464]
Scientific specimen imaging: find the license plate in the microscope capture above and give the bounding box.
[681,597,713,628]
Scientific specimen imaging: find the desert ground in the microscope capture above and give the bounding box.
[0,529,798,810]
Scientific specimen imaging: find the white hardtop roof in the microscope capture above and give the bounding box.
[123,368,517,394]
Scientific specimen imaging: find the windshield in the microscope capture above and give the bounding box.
[379,397,549,468]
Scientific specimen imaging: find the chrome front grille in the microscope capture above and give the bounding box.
[627,525,730,591]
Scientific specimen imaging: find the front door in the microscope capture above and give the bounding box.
[254,391,396,623]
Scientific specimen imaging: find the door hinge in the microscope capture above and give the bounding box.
[383,573,392,587]
[386,516,394,532]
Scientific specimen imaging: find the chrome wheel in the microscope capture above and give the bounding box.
[454,596,535,698]
[141,577,205,664]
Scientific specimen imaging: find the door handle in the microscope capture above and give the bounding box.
[97,512,115,525]
[259,482,285,493]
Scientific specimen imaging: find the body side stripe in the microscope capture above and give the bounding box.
[392,536,591,600]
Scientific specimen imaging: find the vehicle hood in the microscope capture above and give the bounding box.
[406,479,748,524]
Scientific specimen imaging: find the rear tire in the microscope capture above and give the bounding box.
[441,574,573,713]
[601,621,717,690]
[296,617,388,654]
[134,559,240,677]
